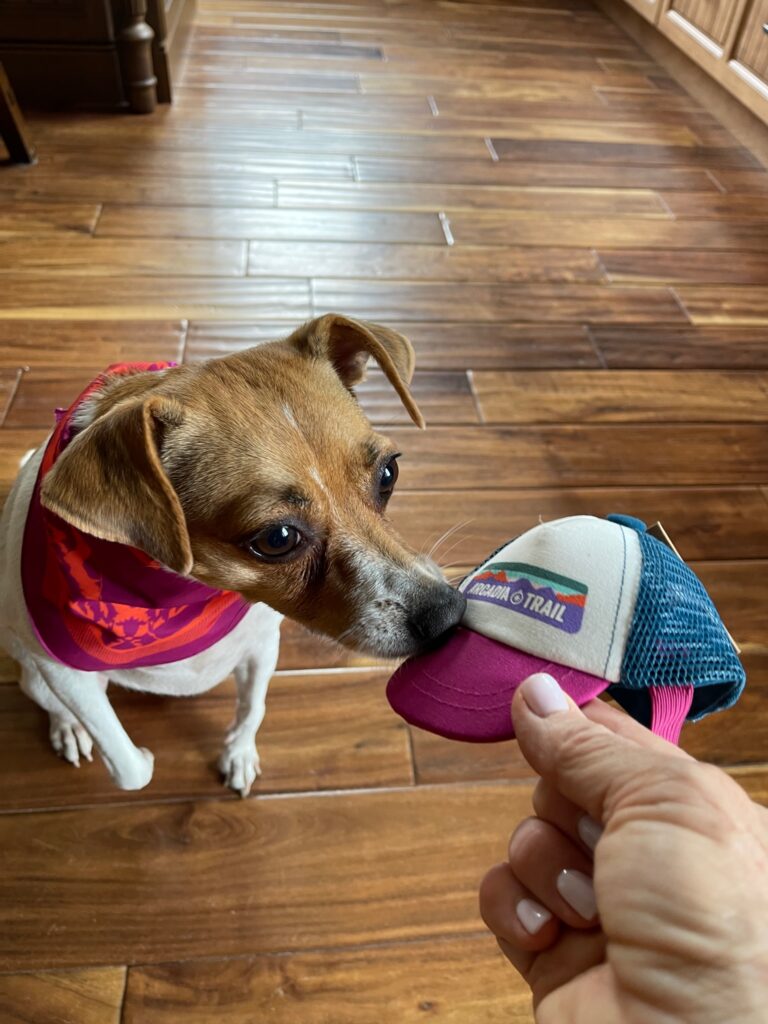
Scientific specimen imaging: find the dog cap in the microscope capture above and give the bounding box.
[387,515,745,745]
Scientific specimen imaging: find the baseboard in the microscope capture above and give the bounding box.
[593,0,768,169]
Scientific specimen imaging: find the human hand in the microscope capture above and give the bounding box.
[479,673,768,1024]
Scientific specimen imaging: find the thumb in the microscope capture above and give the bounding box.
[511,673,686,825]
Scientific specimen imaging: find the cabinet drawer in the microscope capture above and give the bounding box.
[0,0,114,43]
[732,0,768,78]
[668,0,738,45]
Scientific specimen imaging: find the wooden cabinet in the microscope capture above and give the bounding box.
[729,0,768,103]
[618,0,768,123]
[665,0,740,48]
[0,0,195,111]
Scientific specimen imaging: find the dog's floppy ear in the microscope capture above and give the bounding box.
[40,395,193,574]
[287,313,425,428]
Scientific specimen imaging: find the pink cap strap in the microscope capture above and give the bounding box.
[649,685,694,745]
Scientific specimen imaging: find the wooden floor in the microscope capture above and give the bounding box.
[1,0,768,1020]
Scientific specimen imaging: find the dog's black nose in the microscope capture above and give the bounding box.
[408,586,466,646]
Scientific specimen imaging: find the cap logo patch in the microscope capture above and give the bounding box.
[465,561,588,634]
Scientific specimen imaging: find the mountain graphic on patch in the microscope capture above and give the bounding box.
[465,562,588,634]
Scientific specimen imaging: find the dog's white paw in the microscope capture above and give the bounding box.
[49,715,94,768]
[219,743,261,798]
[113,747,155,791]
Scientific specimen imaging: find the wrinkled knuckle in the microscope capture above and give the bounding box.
[553,718,613,779]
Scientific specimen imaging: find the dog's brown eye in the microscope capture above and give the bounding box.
[247,525,303,561]
[378,456,399,501]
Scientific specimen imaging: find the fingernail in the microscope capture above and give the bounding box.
[577,814,603,852]
[516,898,552,935]
[557,869,597,921]
[521,673,569,717]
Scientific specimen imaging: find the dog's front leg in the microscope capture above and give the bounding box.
[219,610,281,797]
[40,666,154,790]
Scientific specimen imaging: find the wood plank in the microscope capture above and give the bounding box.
[26,146,355,180]
[0,968,126,1024]
[97,206,445,243]
[0,782,534,969]
[0,321,185,370]
[599,248,768,285]
[383,425,768,488]
[431,93,709,122]
[1,769,766,971]
[659,191,768,219]
[184,321,602,369]
[0,238,248,277]
[181,69,360,91]
[0,171,278,207]
[311,281,686,322]
[0,278,312,320]
[275,181,668,215]
[0,202,100,236]
[303,111,702,146]
[0,430,46,504]
[490,138,760,168]
[590,325,768,369]
[123,938,530,1024]
[248,241,603,283]
[0,669,411,811]
[448,213,768,250]
[358,370,479,424]
[357,158,720,191]
[0,369,20,426]
[676,287,768,325]
[193,36,386,59]
[593,87,704,111]
[472,370,768,423]
[707,169,768,193]
[380,44,634,74]
[172,90,432,117]
[3,368,479,429]
[412,651,768,785]
[389,487,768,564]
[358,71,670,96]
[32,126,492,161]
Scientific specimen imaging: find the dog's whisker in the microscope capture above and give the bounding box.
[426,519,473,562]
[429,532,471,567]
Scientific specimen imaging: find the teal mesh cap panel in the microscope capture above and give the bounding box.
[608,531,746,726]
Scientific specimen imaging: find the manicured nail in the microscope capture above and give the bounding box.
[521,673,568,717]
[557,869,597,921]
[516,898,552,935]
[577,814,603,852]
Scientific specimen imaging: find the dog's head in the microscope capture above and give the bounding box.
[40,315,465,657]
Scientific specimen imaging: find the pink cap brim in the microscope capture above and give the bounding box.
[386,627,610,742]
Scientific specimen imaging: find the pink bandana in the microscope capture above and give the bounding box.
[22,363,251,672]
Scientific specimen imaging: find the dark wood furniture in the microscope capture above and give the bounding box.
[0,0,195,112]
[0,60,34,162]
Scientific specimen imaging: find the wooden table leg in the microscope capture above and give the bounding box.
[0,62,35,164]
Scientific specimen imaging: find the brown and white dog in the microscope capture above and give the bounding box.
[0,314,464,795]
